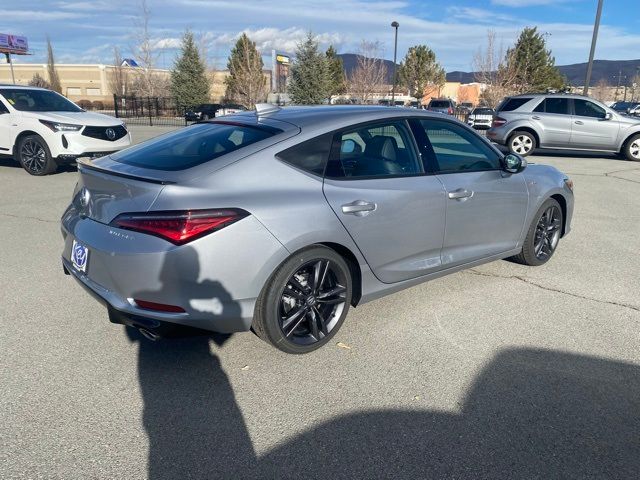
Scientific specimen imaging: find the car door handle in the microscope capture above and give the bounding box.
[341,200,377,216]
[574,120,584,125]
[532,115,541,120]
[448,189,474,200]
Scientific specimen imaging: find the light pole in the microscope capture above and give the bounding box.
[583,0,603,95]
[391,21,399,106]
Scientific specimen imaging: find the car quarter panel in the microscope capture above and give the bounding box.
[522,164,574,236]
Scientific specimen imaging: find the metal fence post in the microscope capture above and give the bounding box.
[113,94,119,118]
[148,97,153,126]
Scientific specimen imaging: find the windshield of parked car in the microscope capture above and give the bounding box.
[0,88,83,112]
[110,122,282,170]
[473,108,494,115]
[429,100,450,108]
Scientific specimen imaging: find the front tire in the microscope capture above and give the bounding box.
[623,134,640,161]
[253,246,352,354]
[17,135,57,176]
[508,131,536,157]
[510,198,563,266]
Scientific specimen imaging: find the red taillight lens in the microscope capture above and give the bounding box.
[492,116,507,127]
[448,107,453,114]
[111,209,248,245]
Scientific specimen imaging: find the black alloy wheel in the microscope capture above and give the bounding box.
[510,198,563,266]
[253,246,352,354]
[18,135,57,175]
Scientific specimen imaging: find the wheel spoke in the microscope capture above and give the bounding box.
[313,306,329,336]
[307,308,320,340]
[282,306,307,335]
[317,285,346,300]
[288,276,309,295]
[311,260,323,293]
[319,261,330,291]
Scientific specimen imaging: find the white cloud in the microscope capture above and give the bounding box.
[152,38,182,50]
[491,0,567,6]
[0,9,88,21]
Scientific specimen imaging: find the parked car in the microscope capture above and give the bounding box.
[0,85,131,175]
[185,103,247,122]
[487,93,640,161]
[629,104,640,117]
[426,98,456,115]
[458,102,474,115]
[610,101,639,114]
[62,105,574,353]
[467,107,495,130]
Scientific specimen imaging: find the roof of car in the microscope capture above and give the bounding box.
[223,105,446,131]
[508,92,592,100]
[0,84,48,91]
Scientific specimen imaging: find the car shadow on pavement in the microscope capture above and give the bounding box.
[127,250,640,479]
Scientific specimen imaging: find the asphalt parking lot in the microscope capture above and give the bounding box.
[2,125,639,479]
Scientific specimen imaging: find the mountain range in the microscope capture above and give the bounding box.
[338,54,640,87]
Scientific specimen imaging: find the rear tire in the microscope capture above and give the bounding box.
[17,135,57,176]
[510,198,563,266]
[508,131,536,157]
[623,134,640,161]
[253,246,352,354]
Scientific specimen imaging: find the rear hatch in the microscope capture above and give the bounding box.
[72,117,299,224]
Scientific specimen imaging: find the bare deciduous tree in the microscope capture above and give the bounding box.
[108,46,130,96]
[592,78,610,103]
[473,31,517,108]
[130,0,167,97]
[348,40,387,104]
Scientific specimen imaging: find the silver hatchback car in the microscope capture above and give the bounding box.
[487,93,640,161]
[62,105,574,353]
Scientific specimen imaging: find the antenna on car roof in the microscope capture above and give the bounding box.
[255,103,280,116]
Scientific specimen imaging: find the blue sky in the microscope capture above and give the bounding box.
[2,0,639,72]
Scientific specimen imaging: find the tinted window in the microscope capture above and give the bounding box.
[326,121,421,179]
[545,98,569,115]
[0,100,8,113]
[0,88,82,112]
[574,99,606,118]
[429,100,451,108]
[498,97,532,112]
[277,133,333,176]
[472,108,494,115]
[419,119,501,173]
[111,122,280,171]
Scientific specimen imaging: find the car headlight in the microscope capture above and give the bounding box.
[39,119,83,132]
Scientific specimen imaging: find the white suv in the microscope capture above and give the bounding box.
[0,85,132,175]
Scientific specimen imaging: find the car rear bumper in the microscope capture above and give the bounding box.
[60,211,289,334]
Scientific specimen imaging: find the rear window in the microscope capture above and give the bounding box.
[497,97,532,112]
[111,122,281,171]
[429,100,450,108]
[473,108,494,115]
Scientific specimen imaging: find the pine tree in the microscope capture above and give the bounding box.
[326,45,346,96]
[225,34,266,109]
[507,27,565,93]
[398,45,445,105]
[288,33,330,105]
[46,37,62,93]
[170,30,210,110]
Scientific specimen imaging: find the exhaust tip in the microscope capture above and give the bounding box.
[138,327,161,341]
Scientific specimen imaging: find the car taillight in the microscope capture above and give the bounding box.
[492,116,507,127]
[110,209,248,245]
[448,107,453,114]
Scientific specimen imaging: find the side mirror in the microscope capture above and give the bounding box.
[503,153,526,174]
[604,112,613,120]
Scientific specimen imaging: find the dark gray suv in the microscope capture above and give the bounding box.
[487,94,640,161]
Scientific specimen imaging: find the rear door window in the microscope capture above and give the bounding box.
[533,98,570,115]
[110,122,281,170]
[325,121,422,179]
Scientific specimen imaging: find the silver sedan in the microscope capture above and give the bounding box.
[61,105,574,353]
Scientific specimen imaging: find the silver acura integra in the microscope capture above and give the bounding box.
[61,105,574,353]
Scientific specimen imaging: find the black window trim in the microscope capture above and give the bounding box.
[410,117,504,175]
[324,118,426,181]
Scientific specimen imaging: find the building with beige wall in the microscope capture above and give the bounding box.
[0,62,271,105]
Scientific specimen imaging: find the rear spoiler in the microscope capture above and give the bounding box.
[77,158,175,185]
